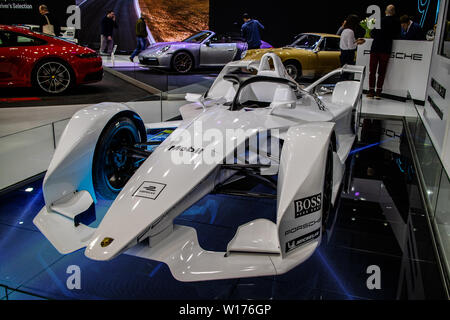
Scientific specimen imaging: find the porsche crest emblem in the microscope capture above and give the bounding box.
[101,237,114,247]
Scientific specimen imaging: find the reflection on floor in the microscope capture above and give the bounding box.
[0,117,447,300]
[103,54,219,93]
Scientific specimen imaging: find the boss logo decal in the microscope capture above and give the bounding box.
[285,229,321,253]
[294,193,322,218]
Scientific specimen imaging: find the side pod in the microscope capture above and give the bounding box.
[33,103,145,254]
[276,122,335,261]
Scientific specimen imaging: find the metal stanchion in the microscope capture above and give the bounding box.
[111,45,118,67]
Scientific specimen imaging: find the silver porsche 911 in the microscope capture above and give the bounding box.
[138,30,272,73]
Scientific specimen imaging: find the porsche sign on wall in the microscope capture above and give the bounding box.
[356,39,434,104]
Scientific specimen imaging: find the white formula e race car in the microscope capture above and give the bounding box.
[33,53,365,281]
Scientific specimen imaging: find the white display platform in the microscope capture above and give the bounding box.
[356,39,433,103]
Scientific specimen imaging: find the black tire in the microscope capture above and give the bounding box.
[283,60,302,81]
[172,51,193,73]
[33,60,74,94]
[322,143,333,229]
[93,117,142,200]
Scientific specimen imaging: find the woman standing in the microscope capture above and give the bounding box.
[339,15,365,67]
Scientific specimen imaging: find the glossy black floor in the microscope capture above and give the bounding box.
[114,65,220,92]
[0,117,447,300]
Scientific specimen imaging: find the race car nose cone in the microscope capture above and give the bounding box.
[85,234,123,260]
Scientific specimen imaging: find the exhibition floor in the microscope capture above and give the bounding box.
[102,55,219,94]
[0,71,157,109]
[0,117,447,300]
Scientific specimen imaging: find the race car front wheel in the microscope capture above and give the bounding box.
[172,52,193,73]
[93,117,142,200]
[34,60,74,94]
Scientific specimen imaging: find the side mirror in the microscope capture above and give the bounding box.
[205,40,211,47]
[185,93,203,103]
[313,47,320,53]
[269,100,296,114]
[185,93,207,110]
[223,74,241,86]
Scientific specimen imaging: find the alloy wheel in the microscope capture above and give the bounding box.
[285,64,298,80]
[173,53,193,73]
[36,61,71,94]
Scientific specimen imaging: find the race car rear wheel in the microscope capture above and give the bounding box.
[172,51,193,73]
[283,60,302,81]
[93,117,141,200]
[322,143,333,228]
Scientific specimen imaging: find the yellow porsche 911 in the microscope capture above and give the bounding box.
[243,33,341,81]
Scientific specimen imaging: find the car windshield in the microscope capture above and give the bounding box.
[288,34,321,49]
[233,77,303,111]
[182,31,212,43]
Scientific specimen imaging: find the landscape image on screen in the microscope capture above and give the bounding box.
[139,0,209,42]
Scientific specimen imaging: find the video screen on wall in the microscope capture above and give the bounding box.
[76,0,209,52]
[138,0,209,42]
[0,0,210,52]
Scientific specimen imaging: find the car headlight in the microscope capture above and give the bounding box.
[76,52,99,58]
[156,45,171,55]
[241,49,247,59]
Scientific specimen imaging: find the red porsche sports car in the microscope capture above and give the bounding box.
[0,25,103,94]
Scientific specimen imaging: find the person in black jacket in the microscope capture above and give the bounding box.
[100,10,118,55]
[367,4,400,99]
[39,4,60,36]
[400,15,425,40]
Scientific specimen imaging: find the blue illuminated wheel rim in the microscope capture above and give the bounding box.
[93,117,141,199]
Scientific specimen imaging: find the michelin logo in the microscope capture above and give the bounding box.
[294,193,322,218]
[285,229,321,253]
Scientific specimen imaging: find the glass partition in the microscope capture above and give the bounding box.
[0,124,54,190]
[406,94,450,290]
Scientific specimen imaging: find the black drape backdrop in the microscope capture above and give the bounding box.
[209,0,440,47]
[0,0,441,51]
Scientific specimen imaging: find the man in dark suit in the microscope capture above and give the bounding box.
[400,15,425,40]
[367,4,400,99]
